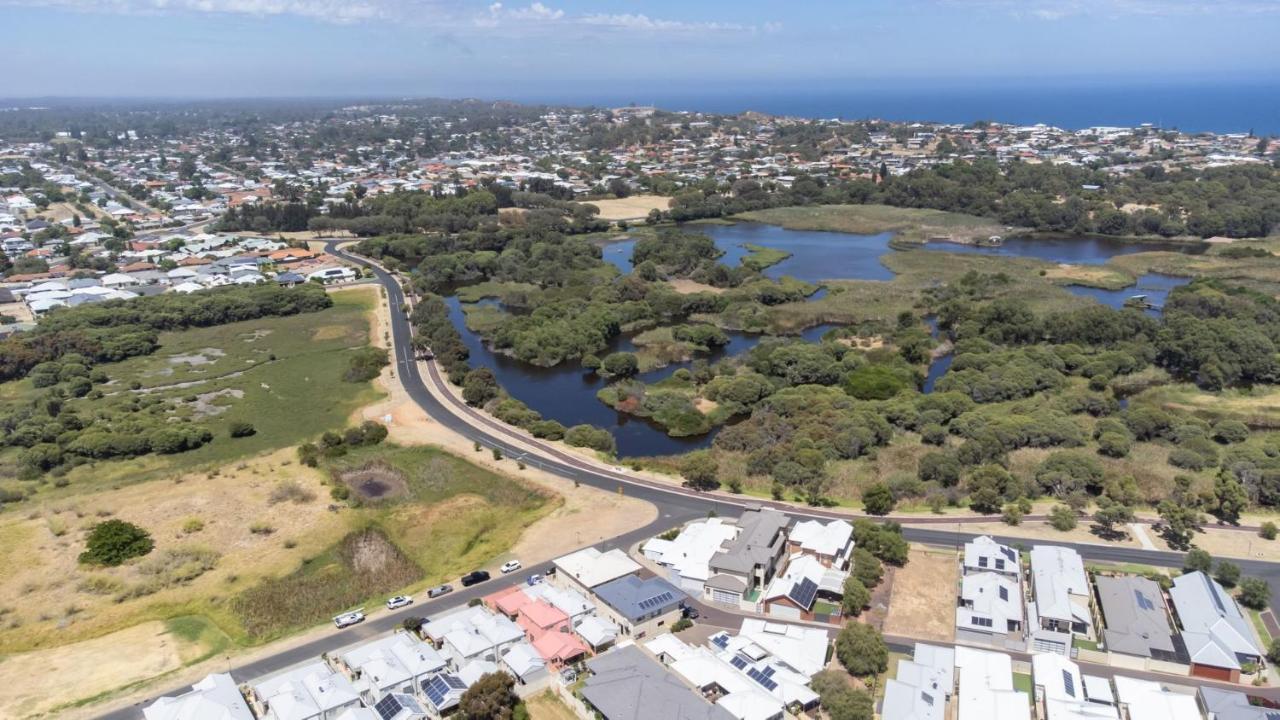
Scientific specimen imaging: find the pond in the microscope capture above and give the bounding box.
[452,224,1204,456]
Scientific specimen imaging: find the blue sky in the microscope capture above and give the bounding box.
[3,0,1279,99]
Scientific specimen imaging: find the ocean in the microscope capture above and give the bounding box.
[513,82,1280,136]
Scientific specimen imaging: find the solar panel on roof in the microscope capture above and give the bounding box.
[712,634,730,649]
[788,577,818,609]
[730,656,748,670]
[1062,670,1076,698]
[423,677,449,706]
[444,675,467,690]
[1134,589,1155,611]
[1001,547,1016,562]
[747,667,778,692]
[374,694,402,720]
[762,666,775,678]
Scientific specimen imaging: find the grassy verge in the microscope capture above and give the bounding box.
[1249,608,1273,645]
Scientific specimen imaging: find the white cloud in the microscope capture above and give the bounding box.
[579,12,752,33]
[945,0,1280,19]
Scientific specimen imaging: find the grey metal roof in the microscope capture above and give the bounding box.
[1095,575,1176,658]
[710,509,788,574]
[1200,687,1274,720]
[582,646,734,720]
[592,575,686,623]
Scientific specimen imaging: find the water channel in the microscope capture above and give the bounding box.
[453,223,1204,456]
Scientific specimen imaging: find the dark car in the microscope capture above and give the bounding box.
[460,570,491,587]
[682,605,700,620]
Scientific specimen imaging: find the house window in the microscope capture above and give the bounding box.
[995,559,1005,570]
[978,557,989,568]
[972,616,993,628]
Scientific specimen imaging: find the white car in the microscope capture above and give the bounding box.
[333,611,365,629]
[386,595,413,610]
[500,560,522,574]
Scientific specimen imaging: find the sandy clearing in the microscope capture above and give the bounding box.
[1185,526,1280,562]
[883,548,958,642]
[585,195,671,221]
[525,691,579,720]
[0,621,194,719]
[667,279,725,295]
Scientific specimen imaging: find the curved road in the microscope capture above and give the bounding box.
[93,244,1280,717]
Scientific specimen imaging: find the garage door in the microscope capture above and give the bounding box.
[769,604,802,621]
[711,589,740,605]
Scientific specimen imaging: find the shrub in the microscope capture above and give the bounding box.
[1262,521,1278,540]
[1216,561,1242,588]
[1096,431,1131,458]
[1212,420,1250,444]
[835,622,887,676]
[852,548,883,588]
[1168,447,1209,470]
[269,481,317,505]
[564,424,616,454]
[1002,503,1023,526]
[229,421,256,438]
[79,519,154,566]
[343,346,389,382]
[861,482,895,515]
[182,517,205,534]
[841,577,871,616]
[1239,578,1271,610]
[249,522,276,535]
[1048,505,1077,531]
[671,617,693,632]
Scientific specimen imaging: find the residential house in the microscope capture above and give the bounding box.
[574,614,618,652]
[420,606,524,668]
[761,554,847,621]
[1199,687,1274,720]
[417,672,469,718]
[1112,677,1199,720]
[363,693,427,720]
[954,647,1030,720]
[251,661,362,720]
[552,546,641,596]
[706,508,789,606]
[963,536,1020,577]
[336,631,447,704]
[579,645,735,720]
[1093,575,1177,660]
[1168,571,1263,682]
[592,574,687,639]
[1031,653,1117,720]
[956,572,1023,648]
[882,644,954,720]
[643,518,739,593]
[1029,546,1093,653]
[499,642,548,687]
[785,518,854,569]
[644,634,786,720]
[144,673,255,720]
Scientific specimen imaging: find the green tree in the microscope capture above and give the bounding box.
[835,623,888,677]
[1238,578,1271,610]
[1048,505,1077,532]
[862,482,895,516]
[462,367,500,406]
[680,451,720,491]
[1262,521,1278,541]
[842,577,871,616]
[79,519,154,566]
[1091,497,1134,540]
[1158,499,1203,550]
[1184,548,1214,574]
[810,671,874,720]
[967,465,1011,514]
[457,672,521,720]
[1216,561,1242,588]
[1213,474,1249,524]
[1268,638,1280,666]
[852,547,884,588]
[600,352,639,377]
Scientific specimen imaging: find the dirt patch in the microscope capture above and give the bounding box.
[526,691,579,720]
[335,460,408,502]
[667,279,725,295]
[585,195,672,221]
[168,348,225,366]
[0,620,195,719]
[838,335,885,350]
[883,548,958,642]
[188,388,244,418]
[312,325,349,341]
[694,398,719,414]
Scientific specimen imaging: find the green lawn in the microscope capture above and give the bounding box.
[1012,672,1033,696]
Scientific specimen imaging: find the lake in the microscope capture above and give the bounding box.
[452,223,1203,456]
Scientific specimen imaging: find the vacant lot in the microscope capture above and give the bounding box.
[0,288,383,502]
[585,194,671,221]
[737,204,1008,244]
[883,547,958,642]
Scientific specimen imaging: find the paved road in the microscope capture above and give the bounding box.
[95,242,1280,716]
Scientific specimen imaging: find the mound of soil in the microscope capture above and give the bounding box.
[335,461,408,501]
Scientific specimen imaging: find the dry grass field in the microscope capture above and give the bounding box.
[584,194,671,221]
[883,548,958,642]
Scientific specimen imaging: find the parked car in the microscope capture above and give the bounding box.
[461,570,491,587]
[386,595,413,610]
[526,574,543,586]
[500,560,522,574]
[427,584,453,599]
[333,611,365,629]
[682,605,700,620]
[545,565,557,576]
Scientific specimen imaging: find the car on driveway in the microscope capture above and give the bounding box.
[427,584,453,599]
[333,611,365,629]
[461,570,491,587]
[682,605,700,620]
[386,595,413,610]
[526,574,543,586]
[501,560,522,574]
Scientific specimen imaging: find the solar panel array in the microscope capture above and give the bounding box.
[761,666,775,678]
[730,655,748,670]
[747,667,779,692]
[711,634,730,649]
[1000,547,1017,562]
[637,591,675,611]
[788,577,818,609]
[423,675,465,708]
[444,675,467,690]
[374,694,403,720]
[1062,669,1076,698]
[1134,589,1155,611]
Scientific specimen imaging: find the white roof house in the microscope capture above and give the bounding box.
[645,634,786,720]
[575,614,618,650]
[954,647,1030,720]
[100,272,140,287]
[1030,546,1091,636]
[731,618,829,679]
[964,536,1020,576]
[1112,677,1200,720]
[762,553,847,617]
[338,631,447,700]
[553,547,641,590]
[421,606,524,666]
[144,673,254,720]
[883,644,955,720]
[957,572,1022,636]
[642,518,738,590]
[500,641,547,684]
[252,661,361,720]
[786,519,854,569]
[1032,653,1117,720]
[1168,571,1263,671]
